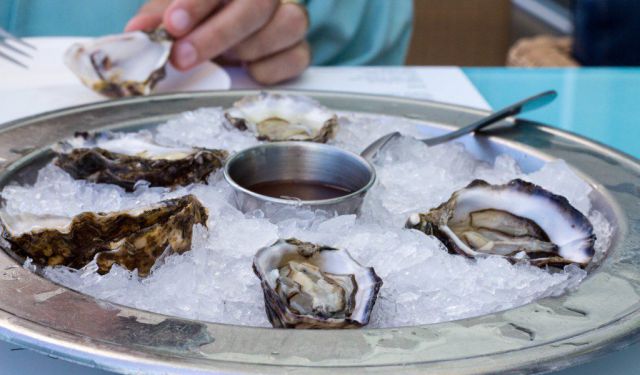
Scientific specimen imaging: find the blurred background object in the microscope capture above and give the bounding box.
[572,0,640,66]
[407,0,640,67]
[507,35,578,67]
[406,0,511,66]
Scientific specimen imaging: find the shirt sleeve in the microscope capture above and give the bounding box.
[301,0,413,66]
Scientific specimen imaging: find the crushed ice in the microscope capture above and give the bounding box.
[1,108,613,328]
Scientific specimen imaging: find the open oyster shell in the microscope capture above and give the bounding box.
[0,195,207,277]
[253,238,382,328]
[54,131,228,192]
[407,179,596,268]
[64,29,172,98]
[225,92,338,142]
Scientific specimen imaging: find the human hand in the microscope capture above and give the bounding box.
[125,0,310,85]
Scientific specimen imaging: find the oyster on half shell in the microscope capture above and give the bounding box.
[54,131,228,192]
[64,29,172,98]
[406,179,596,268]
[253,238,382,329]
[0,195,207,277]
[225,92,338,142]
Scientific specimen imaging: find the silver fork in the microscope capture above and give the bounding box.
[0,27,36,68]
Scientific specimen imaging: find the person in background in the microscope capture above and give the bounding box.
[0,0,413,84]
[572,0,640,66]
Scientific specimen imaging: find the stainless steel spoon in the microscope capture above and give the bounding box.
[360,90,557,160]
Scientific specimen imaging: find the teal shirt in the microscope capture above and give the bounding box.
[302,0,413,65]
[0,1,147,38]
[0,0,412,65]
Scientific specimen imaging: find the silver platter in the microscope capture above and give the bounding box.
[0,91,638,374]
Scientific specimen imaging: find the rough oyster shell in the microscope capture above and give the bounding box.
[406,179,596,267]
[225,92,337,142]
[64,29,172,98]
[0,195,207,277]
[253,238,382,328]
[54,131,228,191]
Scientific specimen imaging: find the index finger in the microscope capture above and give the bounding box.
[172,0,279,69]
[162,0,223,37]
[124,0,171,32]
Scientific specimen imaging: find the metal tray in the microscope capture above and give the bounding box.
[0,91,638,374]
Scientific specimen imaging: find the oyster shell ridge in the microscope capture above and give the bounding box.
[225,92,338,143]
[54,132,228,192]
[1,195,208,277]
[253,238,382,329]
[406,179,596,268]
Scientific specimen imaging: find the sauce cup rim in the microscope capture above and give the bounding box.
[223,142,377,206]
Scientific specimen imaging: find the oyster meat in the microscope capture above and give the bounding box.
[64,29,172,98]
[407,179,596,267]
[54,131,228,191]
[253,238,382,328]
[225,92,337,142]
[0,195,207,277]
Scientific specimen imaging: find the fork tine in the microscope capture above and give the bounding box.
[0,40,32,58]
[0,27,36,50]
[0,50,28,68]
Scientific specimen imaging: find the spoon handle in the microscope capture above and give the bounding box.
[422,90,557,146]
[360,90,557,161]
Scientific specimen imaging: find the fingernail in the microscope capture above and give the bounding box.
[170,9,191,32]
[176,41,198,68]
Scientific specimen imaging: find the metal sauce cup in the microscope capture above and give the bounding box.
[224,142,376,215]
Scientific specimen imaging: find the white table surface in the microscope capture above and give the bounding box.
[0,38,638,375]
